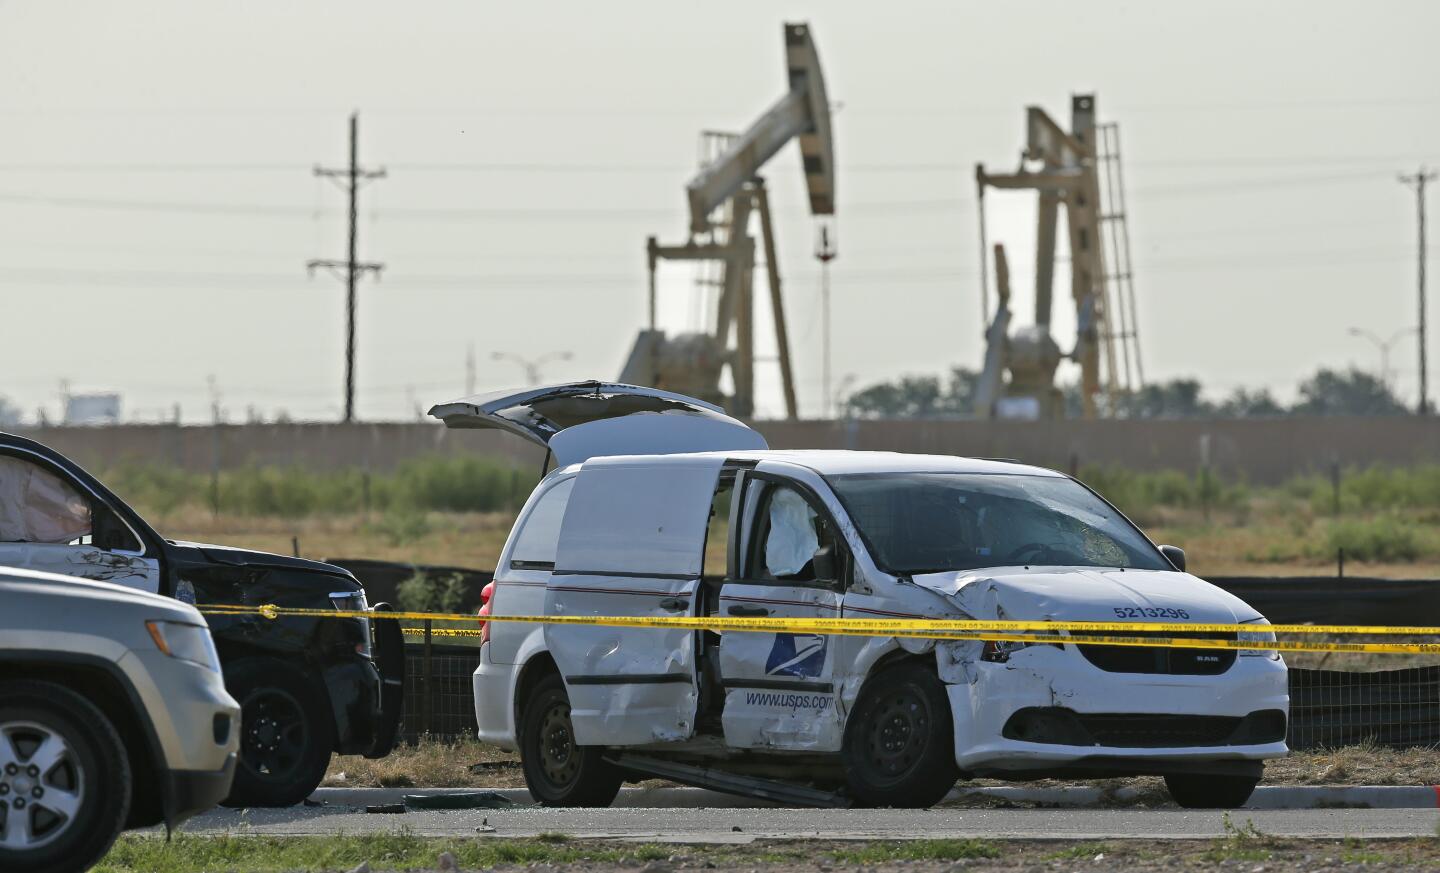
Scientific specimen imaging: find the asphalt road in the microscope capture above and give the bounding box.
[179,805,1440,842]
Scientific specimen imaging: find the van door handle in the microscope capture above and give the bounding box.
[728,605,770,617]
[659,598,688,612]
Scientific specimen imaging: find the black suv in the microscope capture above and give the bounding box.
[0,432,404,807]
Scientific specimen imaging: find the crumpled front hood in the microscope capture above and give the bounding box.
[910,566,1265,624]
[169,541,355,579]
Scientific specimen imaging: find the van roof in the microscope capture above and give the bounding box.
[569,449,1065,479]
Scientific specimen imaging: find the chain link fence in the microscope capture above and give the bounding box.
[402,642,482,743]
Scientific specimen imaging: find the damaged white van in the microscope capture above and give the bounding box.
[432,382,1288,810]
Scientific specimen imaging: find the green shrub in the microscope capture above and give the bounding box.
[396,571,468,613]
[367,508,434,546]
[1292,464,1440,515]
[1077,465,1248,522]
[94,455,523,518]
[389,456,515,512]
[1321,516,1422,562]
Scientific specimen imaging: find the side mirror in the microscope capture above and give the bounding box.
[811,544,838,584]
[1159,545,1186,572]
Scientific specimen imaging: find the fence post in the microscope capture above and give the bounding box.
[209,425,221,519]
[1337,547,1345,579]
[1331,461,1342,516]
[422,619,433,738]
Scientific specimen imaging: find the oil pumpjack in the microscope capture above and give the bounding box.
[620,22,836,420]
[973,94,1143,419]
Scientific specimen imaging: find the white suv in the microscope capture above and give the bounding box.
[435,383,1288,810]
[0,567,239,872]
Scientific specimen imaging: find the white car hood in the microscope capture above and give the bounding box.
[911,566,1265,624]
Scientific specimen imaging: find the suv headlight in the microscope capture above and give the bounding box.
[330,589,372,658]
[1238,618,1279,660]
[146,621,222,672]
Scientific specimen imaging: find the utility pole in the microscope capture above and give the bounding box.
[1400,167,1435,415]
[309,112,385,423]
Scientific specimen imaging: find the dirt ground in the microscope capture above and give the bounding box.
[325,739,1440,795]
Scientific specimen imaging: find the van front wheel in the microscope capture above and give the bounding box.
[842,662,959,808]
[1165,772,1260,809]
[519,674,621,807]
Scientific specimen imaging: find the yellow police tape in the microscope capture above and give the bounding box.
[195,603,1440,656]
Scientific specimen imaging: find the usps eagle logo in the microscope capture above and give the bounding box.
[764,633,827,679]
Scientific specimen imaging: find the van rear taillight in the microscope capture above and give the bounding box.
[478,581,496,644]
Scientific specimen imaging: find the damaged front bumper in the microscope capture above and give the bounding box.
[327,604,405,758]
[945,644,1289,778]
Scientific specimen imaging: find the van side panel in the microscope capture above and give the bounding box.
[544,456,724,746]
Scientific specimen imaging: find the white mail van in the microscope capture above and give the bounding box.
[433,383,1287,809]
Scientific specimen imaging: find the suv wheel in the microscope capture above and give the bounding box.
[0,680,131,873]
[842,662,959,808]
[519,674,622,807]
[1165,773,1261,809]
[223,660,334,808]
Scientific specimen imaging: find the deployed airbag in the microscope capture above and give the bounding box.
[0,457,91,544]
[765,488,820,577]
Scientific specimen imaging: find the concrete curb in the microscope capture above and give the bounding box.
[949,785,1440,810]
[310,786,778,809]
[310,784,1440,810]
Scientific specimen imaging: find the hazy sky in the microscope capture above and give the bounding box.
[2,0,1437,423]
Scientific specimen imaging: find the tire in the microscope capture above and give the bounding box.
[1164,772,1261,809]
[842,661,959,808]
[222,660,335,808]
[519,674,622,807]
[0,680,131,873]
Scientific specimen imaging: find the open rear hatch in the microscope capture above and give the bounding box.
[428,381,767,466]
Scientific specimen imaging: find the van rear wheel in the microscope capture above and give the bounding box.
[842,662,959,808]
[520,674,621,807]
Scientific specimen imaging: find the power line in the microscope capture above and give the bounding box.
[0,169,1404,223]
[4,153,1438,176]
[0,245,1431,292]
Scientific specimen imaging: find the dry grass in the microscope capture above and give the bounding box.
[148,502,1440,580]
[330,738,1440,793]
[324,737,523,789]
[1147,511,1440,579]
[1266,741,1440,786]
[150,509,514,568]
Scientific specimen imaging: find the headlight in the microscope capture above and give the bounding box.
[1238,619,1279,660]
[146,621,222,672]
[981,629,1061,663]
[330,589,372,658]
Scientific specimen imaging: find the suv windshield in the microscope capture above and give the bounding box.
[830,472,1170,575]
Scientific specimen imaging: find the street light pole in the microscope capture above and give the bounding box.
[833,373,858,421]
[491,351,573,387]
[1347,327,1418,393]
[1400,168,1436,414]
